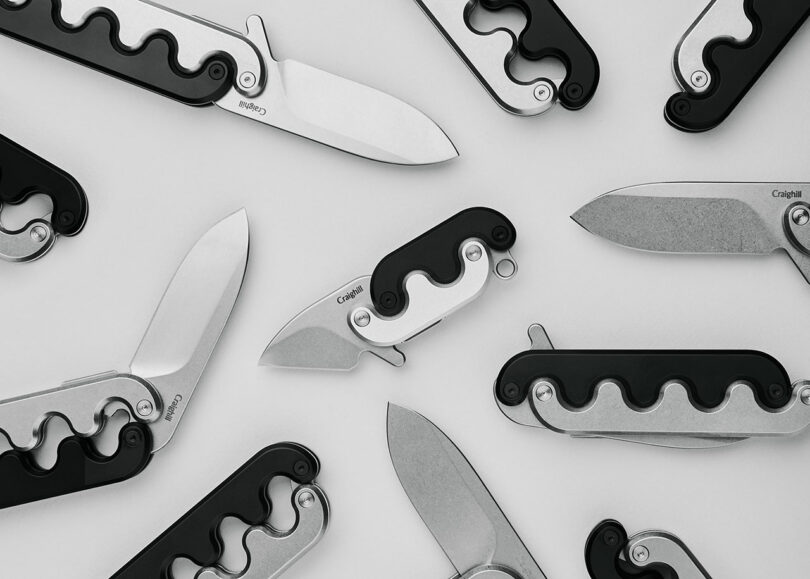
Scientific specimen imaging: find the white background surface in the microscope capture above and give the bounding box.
[2,1,810,577]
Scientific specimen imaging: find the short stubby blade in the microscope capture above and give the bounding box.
[572,182,784,255]
[387,404,546,578]
[130,209,249,451]
[260,277,404,371]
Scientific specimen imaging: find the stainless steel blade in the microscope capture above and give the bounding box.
[387,404,546,578]
[216,16,458,165]
[572,182,810,283]
[130,209,249,451]
[259,276,405,370]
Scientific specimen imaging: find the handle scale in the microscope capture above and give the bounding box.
[585,521,668,579]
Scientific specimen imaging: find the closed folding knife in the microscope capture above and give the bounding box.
[496,325,810,448]
[666,0,810,132]
[261,207,518,370]
[0,210,248,508]
[413,0,599,115]
[0,133,88,262]
[113,443,328,579]
[387,404,547,579]
[0,0,457,165]
[586,520,711,579]
[572,182,810,285]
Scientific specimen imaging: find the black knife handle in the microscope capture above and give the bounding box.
[370,207,516,317]
[112,443,320,579]
[585,521,670,579]
[479,0,599,110]
[0,423,152,510]
[496,350,793,410]
[0,133,88,236]
[0,0,235,106]
[666,0,810,132]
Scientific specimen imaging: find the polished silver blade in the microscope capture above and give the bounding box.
[130,209,249,451]
[387,404,546,578]
[259,276,404,370]
[216,16,458,166]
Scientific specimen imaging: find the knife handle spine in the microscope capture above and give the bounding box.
[0,423,152,510]
[370,207,516,317]
[666,0,810,132]
[0,133,88,235]
[479,0,599,110]
[496,350,793,410]
[112,443,320,579]
[0,0,235,106]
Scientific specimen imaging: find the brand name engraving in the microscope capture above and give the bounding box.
[773,189,803,199]
[239,100,266,116]
[337,285,364,304]
[164,395,183,422]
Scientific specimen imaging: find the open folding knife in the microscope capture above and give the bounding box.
[573,182,810,285]
[0,133,87,262]
[586,520,711,579]
[113,443,328,579]
[0,210,248,508]
[666,0,810,132]
[387,404,547,578]
[261,207,518,370]
[413,0,599,115]
[495,324,810,448]
[0,0,457,165]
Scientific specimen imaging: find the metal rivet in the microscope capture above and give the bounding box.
[465,245,482,262]
[691,70,708,88]
[136,399,153,417]
[791,206,809,226]
[239,72,257,89]
[30,226,48,243]
[632,545,650,563]
[534,382,553,402]
[533,83,552,102]
[801,388,810,406]
[353,310,371,327]
[298,491,315,508]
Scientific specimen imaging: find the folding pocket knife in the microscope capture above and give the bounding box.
[496,325,810,448]
[0,133,87,262]
[0,210,248,508]
[413,0,599,115]
[113,443,328,579]
[0,0,457,165]
[387,404,547,579]
[586,520,711,579]
[666,0,810,132]
[573,182,810,285]
[261,207,518,370]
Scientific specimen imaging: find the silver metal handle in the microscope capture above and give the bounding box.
[0,216,55,263]
[626,531,712,579]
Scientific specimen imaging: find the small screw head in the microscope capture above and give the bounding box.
[603,529,620,546]
[239,72,257,89]
[209,63,226,81]
[294,460,311,477]
[533,83,552,102]
[136,399,154,417]
[30,226,48,243]
[691,70,708,88]
[534,382,553,402]
[465,244,483,262]
[801,388,810,406]
[298,490,316,509]
[353,310,371,327]
[791,206,810,226]
[124,427,143,448]
[632,545,650,563]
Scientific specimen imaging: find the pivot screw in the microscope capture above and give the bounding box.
[353,310,371,327]
[136,399,153,417]
[801,388,810,406]
[533,82,552,102]
[603,529,620,546]
[791,206,809,226]
[30,226,48,243]
[691,70,708,88]
[294,460,311,476]
[239,72,257,89]
[632,545,650,563]
[298,491,315,508]
[534,382,553,402]
[465,244,483,262]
